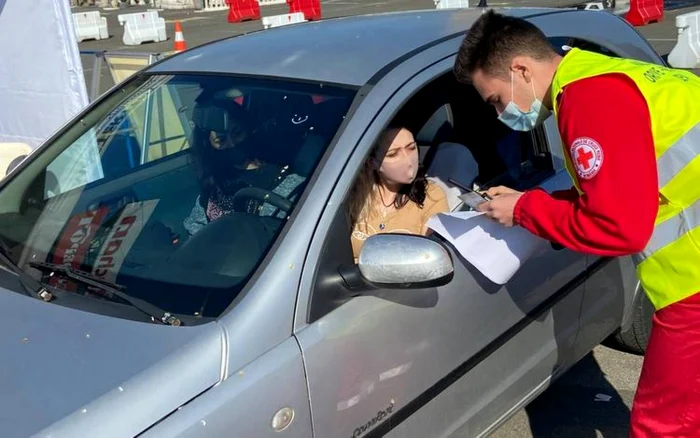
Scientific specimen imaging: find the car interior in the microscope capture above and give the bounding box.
[350,71,556,216]
[0,77,355,319]
[309,71,559,321]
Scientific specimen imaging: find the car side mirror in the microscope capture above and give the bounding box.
[342,233,454,290]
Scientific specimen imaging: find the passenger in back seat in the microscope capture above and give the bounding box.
[348,125,449,262]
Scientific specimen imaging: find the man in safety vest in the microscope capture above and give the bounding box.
[453,10,700,437]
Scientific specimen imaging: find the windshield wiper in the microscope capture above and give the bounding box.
[0,239,54,302]
[28,261,182,326]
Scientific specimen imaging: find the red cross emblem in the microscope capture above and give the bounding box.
[571,137,603,180]
[575,146,595,170]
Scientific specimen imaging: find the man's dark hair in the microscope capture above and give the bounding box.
[453,10,557,83]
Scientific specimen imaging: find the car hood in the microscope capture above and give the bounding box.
[0,285,224,438]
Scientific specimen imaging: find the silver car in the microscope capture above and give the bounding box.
[0,7,660,438]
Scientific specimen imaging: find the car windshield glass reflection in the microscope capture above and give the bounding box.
[0,74,356,324]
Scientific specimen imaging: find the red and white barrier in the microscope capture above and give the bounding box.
[288,0,322,21]
[625,0,663,26]
[227,0,261,23]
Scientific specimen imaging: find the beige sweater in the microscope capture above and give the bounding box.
[351,182,449,261]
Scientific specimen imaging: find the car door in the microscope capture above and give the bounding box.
[293,53,588,438]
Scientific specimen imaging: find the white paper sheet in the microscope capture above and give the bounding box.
[427,211,550,284]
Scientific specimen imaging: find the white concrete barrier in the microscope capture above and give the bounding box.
[117,11,167,46]
[668,9,700,69]
[72,11,109,42]
[262,12,307,29]
[259,0,289,6]
[201,0,228,11]
[434,0,470,9]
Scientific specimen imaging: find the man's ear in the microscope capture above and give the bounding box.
[509,56,533,81]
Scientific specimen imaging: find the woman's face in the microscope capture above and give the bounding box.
[209,121,247,150]
[377,127,419,186]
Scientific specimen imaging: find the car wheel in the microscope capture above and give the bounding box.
[605,291,654,355]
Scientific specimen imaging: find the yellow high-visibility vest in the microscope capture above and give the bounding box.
[550,48,700,310]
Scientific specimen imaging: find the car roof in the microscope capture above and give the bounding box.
[148,7,566,87]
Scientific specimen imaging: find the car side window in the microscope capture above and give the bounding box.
[141,83,200,162]
[45,82,198,198]
[308,73,457,322]
[443,79,555,193]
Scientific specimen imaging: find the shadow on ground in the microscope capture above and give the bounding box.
[524,353,631,438]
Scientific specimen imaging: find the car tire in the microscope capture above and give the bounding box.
[605,291,654,355]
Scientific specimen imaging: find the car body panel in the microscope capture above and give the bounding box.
[148,8,578,86]
[294,54,586,438]
[139,338,312,438]
[526,8,665,64]
[0,278,223,438]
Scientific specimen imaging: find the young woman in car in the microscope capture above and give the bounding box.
[183,100,304,236]
[348,124,449,262]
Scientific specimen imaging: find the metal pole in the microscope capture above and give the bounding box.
[90,52,104,102]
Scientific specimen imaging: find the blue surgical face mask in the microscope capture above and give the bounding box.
[497,72,551,132]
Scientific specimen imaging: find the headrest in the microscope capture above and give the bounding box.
[292,135,325,177]
[192,100,250,135]
[426,142,479,189]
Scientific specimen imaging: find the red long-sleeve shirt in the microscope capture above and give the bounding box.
[513,73,659,256]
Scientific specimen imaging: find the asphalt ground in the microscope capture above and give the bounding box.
[73,1,700,436]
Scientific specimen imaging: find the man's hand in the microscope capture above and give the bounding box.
[483,185,521,198]
[476,187,523,227]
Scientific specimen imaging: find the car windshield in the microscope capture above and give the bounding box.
[0,73,356,324]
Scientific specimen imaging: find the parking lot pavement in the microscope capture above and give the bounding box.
[491,346,644,438]
[76,0,700,95]
[73,2,698,437]
[76,0,436,54]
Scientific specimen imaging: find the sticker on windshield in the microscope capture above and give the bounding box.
[49,206,110,291]
[91,199,159,283]
[570,137,604,180]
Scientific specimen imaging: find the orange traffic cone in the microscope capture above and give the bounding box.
[173,21,187,52]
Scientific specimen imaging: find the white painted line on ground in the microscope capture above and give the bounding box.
[164,16,209,24]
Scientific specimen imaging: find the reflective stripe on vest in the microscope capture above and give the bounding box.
[633,196,700,264]
[550,48,700,310]
[656,123,700,188]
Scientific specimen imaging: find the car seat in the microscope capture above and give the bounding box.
[425,142,480,211]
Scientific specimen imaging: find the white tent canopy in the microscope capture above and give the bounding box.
[0,0,89,150]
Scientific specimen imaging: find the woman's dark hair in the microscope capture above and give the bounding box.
[190,99,253,203]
